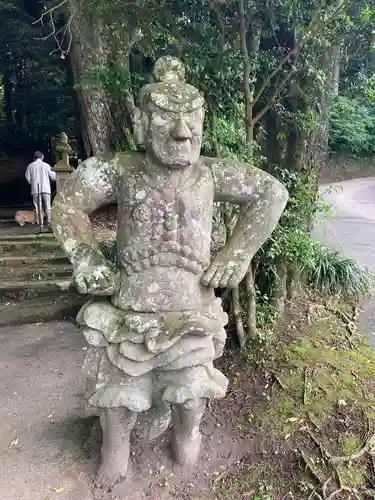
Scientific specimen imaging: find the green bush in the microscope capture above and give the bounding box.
[308,243,374,301]
[201,115,248,160]
[329,96,375,154]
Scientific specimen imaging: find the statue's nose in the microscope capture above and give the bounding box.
[171,118,192,140]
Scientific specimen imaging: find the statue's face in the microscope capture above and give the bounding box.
[143,103,204,168]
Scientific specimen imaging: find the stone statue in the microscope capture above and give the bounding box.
[52,56,288,485]
[52,132,73,190]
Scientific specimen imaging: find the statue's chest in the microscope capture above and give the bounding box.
[118,168,214,242]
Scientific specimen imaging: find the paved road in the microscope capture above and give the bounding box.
[0,322,95,500]
[312,177,375,342]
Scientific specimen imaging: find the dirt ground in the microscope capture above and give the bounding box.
[2,294,375,500]
[0,319,295,500]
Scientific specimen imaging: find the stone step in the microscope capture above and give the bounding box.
[0,292,86,326]
[0,278,74,301]
[0,254,69,267]
[0,230,55,241]
[0,240,64,257]
[3,264,72,281]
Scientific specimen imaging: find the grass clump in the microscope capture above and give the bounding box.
[308,244,375,301]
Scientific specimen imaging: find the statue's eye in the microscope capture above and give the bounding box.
[151,114,168,126]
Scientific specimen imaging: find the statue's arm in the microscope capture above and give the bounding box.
[52,156,120,295]
[201,157,289,288]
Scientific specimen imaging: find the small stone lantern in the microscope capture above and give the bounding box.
[52,132,74,191]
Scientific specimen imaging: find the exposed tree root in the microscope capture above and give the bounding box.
[271,372,287,391]
[303,367,309,405]
[300,426,375,499]
[329,431,375,465]
[232,287,246,348]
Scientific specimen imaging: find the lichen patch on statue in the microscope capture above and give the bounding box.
[52,55,288,486]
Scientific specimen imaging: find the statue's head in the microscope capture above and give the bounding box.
[134,56,205,169]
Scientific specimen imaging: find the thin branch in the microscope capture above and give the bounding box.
[252,46,299,108]
[251,0,349,109]
[32,0,68,25]
[118,0,166,7]
[252,68,297,124]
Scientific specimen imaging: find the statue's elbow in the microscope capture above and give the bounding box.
[268,177,289,210]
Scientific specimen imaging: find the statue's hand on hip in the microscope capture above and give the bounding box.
[73,259,119,296]
[201,249,251,289]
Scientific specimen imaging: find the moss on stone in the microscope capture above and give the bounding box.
[215,295,375,498]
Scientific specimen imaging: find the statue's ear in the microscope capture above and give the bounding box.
[133,108,145,146]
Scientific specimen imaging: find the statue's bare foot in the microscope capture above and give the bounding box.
[171,432,202,467]
[171,398,206,468]
[97,451,129,487]
[97,407,137,486]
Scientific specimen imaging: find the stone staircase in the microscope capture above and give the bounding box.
[0,231,84,325]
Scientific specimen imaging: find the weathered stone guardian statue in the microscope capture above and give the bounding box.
[52,56,288,485]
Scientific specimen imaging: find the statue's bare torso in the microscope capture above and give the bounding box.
[114,157,215,311]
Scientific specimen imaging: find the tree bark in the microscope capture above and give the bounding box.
[238,0,262,158]
[309,45,340,174]
[286,263,301,300]
[232,286,246,348]
[68,2,140,157]
[331,44,341,96]
[246,260,259,338]
[68,28,113,157]
[271,260,287,314]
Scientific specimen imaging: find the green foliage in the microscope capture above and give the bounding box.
[329,96,375,154]
[0,0,75,153]
[308,245,374,301]
[201,115,248,161]
[260,169,325,270]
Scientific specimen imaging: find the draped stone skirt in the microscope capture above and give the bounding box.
[77,297,229,413]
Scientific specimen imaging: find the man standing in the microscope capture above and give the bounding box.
[25,151,56,226]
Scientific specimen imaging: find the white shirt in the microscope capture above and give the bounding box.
[25,159,56,195]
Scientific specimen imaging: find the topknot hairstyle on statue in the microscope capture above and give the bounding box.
[139,56,204,113]
[152,56,185,83]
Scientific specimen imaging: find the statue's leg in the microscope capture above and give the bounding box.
[171,398,206,467]
[98,407,137,485]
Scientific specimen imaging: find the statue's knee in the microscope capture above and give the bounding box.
[179,398,206,411]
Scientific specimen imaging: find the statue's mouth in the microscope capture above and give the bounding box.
[167,138,194,155]
[151,137,198,167]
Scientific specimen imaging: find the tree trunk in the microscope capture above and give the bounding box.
[271,260,287,314]
[331,44,341,96]
[310,45,340,173]
[232,287,246,348]
[246,260,259,338]
[286,263,301,300]
[69,31,113,157]
[238,0,263,345]
[68,2,140,157]
[264,109,282,171]
[209,110,220,157]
